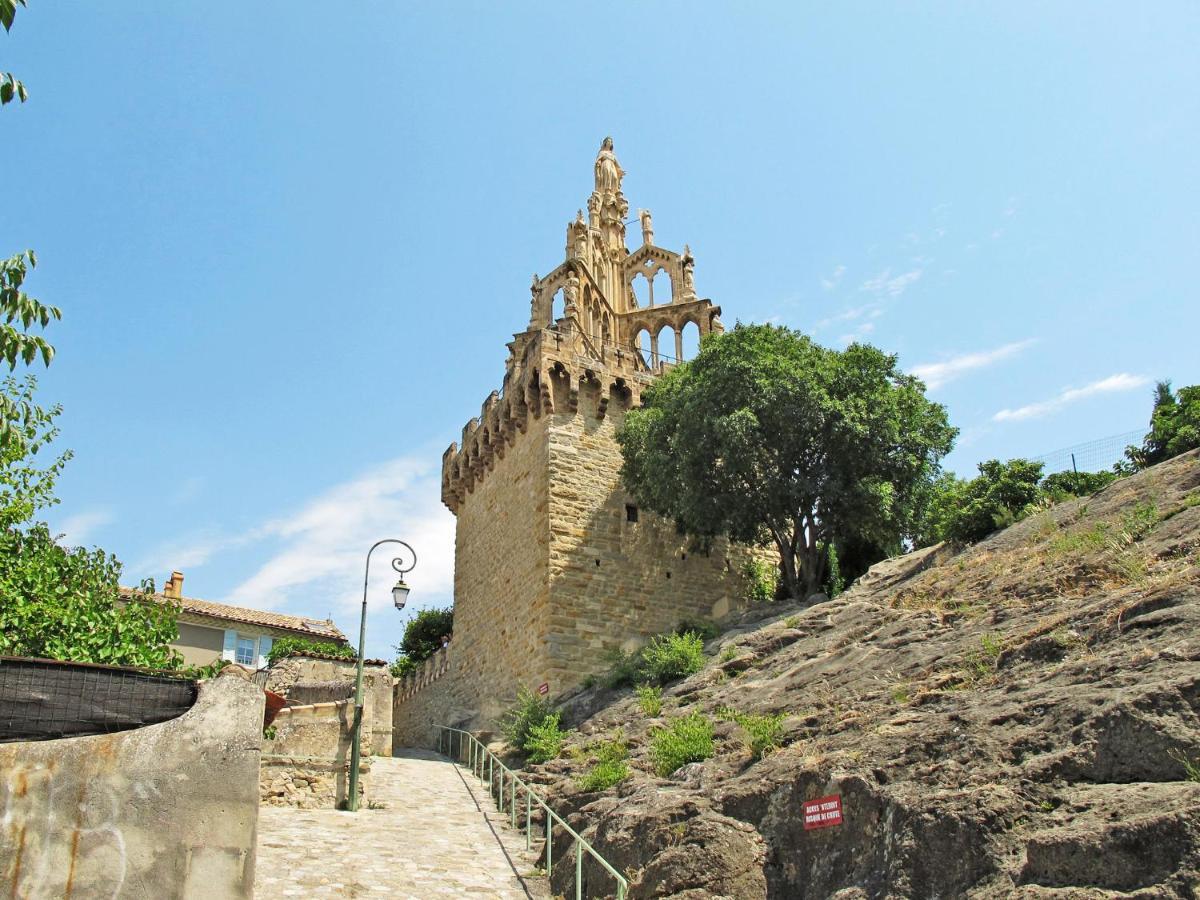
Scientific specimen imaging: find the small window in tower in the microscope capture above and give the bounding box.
[626,504,639,523]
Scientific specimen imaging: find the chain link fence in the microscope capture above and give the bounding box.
[1029,429,1145,475]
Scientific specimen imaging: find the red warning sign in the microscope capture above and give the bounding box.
[803,794,843,830]
[537,682,550,696]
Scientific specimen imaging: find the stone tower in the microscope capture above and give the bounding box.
[440,139,752,718]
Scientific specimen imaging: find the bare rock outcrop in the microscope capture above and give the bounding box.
[532,450,1200,898]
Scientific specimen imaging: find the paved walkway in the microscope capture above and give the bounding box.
[255,750,548,898]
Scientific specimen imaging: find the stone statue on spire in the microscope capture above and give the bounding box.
[594,136,624,194]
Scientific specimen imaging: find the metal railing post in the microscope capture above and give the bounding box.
[576,839,583,900]
[499,770,505,814]
[525,789,531,851]
[546,816,552,878]
[510,778,517,828]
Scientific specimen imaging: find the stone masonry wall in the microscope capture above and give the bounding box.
[449,410,552,721]
[391,646,469,749]
[0,671,263,900]
[543,381,755,689]
[265,655,393,756]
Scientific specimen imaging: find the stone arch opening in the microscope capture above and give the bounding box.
[680,319,701,360]
[651,268,674,307]
[550,288,564,325]
[655,324,677,365]
[630,272,651,309]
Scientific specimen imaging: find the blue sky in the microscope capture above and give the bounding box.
[5,3,1197,659]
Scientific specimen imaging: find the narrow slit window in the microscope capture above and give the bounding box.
[626,504,639,523]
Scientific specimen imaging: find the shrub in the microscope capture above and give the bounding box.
[1041,469,1119,501]
[641,632,706,685]
[649,713,714,777]
[267,636,355,666]
[501,686,554,752]
[737,713,785,759]
[524,714,567,764]
[741,558,778,604]
[635,684,663,717]
[577,735,630,791]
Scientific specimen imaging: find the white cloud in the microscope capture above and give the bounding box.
[223,454,455,622]
[860,267,923,297]
[820,265,846,291]
[911,338,1037,390]
[814,302,878,331]
[56,509,114,547]
[993,373,1150,423]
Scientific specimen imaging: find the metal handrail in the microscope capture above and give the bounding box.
[435,725,628,900]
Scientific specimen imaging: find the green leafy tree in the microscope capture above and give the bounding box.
[618,324,956,599]
[936,459,1045,544]
[1125,381,1200,470]
[393,606,452,668]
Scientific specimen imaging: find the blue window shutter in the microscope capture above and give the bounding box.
[222,629,237,662]
[258,636,273,669]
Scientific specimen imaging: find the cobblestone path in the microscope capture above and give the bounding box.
[255,750,548,898]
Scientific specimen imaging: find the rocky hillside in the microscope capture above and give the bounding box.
[529,450,1200,898]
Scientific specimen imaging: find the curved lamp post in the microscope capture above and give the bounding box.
[348,538,416,812]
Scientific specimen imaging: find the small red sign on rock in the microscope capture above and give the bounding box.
[537,682,549,696]
[803,794,843,830]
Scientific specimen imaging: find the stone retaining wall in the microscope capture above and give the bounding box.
[259,756,369,809]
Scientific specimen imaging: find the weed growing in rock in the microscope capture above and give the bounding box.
[577,735,630,792]
[719,644,739,663]
[890,684,910,705]
[601,647,644,689]
[1169,748,1200,783]
[641,632,706,685]
[715,706,785,759]
[524,714,567,764]
[675,618,719,641]
[635,684,663,717]
[650,713,715,776]
[784,615,802,628]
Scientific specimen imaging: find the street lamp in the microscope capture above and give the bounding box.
[348,538,416,812]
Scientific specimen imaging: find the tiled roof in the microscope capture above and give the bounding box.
[121,588,347,642]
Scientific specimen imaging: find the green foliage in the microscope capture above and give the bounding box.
[1126,381,1200,470]
[0,254,60,450]
[741,558,778,604]
[635,684,663,717]
[674,617,718,641]
[577,735,630,792]
[716,706,786,758]
[618,324,956,599]
[267,636,355,666]
[524,713,567,764]
[824,544,844,598]
[392,605,453,675]
[0,525,182,667]
[649,712,715,777]
[601,647,644,689]
[1,375,68,530]
[501,686,556,755]
[922,458,1045,545]
[1169,748,1200,783]
[1041,468,1119,501]
[640,631,706,686]
[390,656,418,679]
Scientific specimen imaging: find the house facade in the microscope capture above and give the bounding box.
[129,571,348,669]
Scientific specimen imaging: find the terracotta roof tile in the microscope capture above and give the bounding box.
[121,588,347,642]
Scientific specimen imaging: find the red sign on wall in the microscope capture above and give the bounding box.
[803,794,843,830]
[537,682,549,696]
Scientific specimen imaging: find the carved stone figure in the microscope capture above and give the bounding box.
[638,209,654,246]
[564,267,580,312]
[530,273,541,319]
[594,136,624,194]
[573,221,588,260]
[682,245,697,298]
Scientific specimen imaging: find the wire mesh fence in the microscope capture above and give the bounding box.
[0,656,198,743]
[1029,429,1145,475]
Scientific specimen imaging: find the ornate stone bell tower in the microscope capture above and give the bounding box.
[439,139,753,718]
